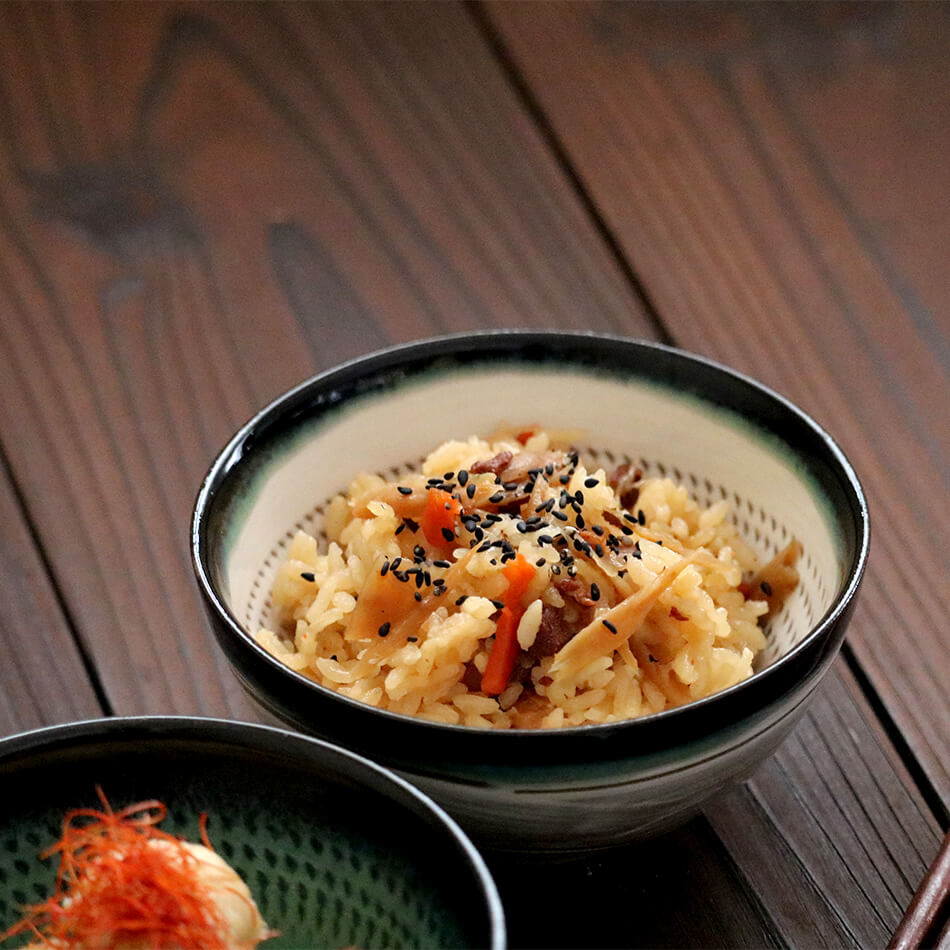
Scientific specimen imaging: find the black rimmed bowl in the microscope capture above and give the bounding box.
[192,332,869,853]
[0,716,504,949]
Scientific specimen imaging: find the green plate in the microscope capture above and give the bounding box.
[0,717,504,949]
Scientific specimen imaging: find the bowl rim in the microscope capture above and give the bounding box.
[0,714,507,949]
[191,330,870,762]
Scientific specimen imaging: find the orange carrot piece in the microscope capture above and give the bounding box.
[481,607,519,696]
[422,488,462,549]
[481,554,537,695]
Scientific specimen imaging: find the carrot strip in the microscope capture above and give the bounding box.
[481,554,536,695]
[421,488,462,549]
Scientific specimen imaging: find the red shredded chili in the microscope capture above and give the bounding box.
[1,787,232,950]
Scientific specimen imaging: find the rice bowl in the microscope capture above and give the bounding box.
[255,427,799,730]
[192,332,868,850]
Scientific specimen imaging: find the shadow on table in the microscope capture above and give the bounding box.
[484,815,777,949]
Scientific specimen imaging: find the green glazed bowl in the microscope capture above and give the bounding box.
[0,716,504,949]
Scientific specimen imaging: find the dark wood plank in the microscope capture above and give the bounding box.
[487,816,782,949]
[485,0,950,813]
[0,0,654,721]
[707,661,940,947]
[0,454,102,732]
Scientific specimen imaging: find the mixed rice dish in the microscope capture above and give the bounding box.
[255,426,799,729]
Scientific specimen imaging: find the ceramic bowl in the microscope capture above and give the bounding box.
[0,716,504,949]
[192,332,869,853]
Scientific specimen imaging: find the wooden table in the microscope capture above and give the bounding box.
[0,3,947,946]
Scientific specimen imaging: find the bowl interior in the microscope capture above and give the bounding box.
[212,356,849,676]
[0,719,501,949]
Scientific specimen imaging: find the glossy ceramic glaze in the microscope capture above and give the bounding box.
[0,717,505,948]
[192,332,869,852]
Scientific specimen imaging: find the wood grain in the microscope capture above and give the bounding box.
[485,0,950,812]
[0,455,102,732]
[0,0,653,720]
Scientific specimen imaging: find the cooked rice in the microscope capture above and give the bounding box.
[255,426,780,729]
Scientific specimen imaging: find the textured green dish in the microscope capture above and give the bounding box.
[0,717,504,949]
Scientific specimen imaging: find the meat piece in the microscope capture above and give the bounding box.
[510,651,537,685]
[499,450,565,484]
[529,604,580,658]
[509,690,555,729]
[470,450,513,476]
[461,660,483,691]
[554,575,597,608]
[609,463,643,510]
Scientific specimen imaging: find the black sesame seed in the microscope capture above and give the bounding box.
[491,600,505,610]
[551,564,561,575]
[489,492,505,504]
[594,544,605,557]
[592,524,605,536]
[618,569,628,578]
[392,557,402,570]
[413,545,426,561]
[536,557,546,567]
[397,486,413,495]
[545,462,555,475]
[602,619,618,634]
[393,571,409,582]
[516,521,529,533]
[427,478,444,487]
[407,636,418,642]
[760,580,773,596]
[478,541,492,552]
[456,596,468,605]
[435,586,448,596]
[443,472,455,480]
[466,483,477,499]
[637,509,646,525]
[380,562,390,577]
[441,527,455,543]
[414,592,422,601]
[433,560,451,569]
[394,523,405,535]
[434,577,446,586]
[300,572,315,582]
[377,622,391,637]
[575,490,585,504]
[458,470,469,486]
[648,653,658,663]
[552,510,568,522]
[404,518,419,533]
[503,481,518,491]
[538,534,554,545]
[621,525,634,536]
[559,473,571,484]
[584,477,598,488]
[590,582,601,601]
[576,514,586,529]
[330,654,338,661]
